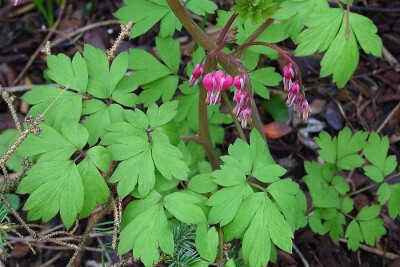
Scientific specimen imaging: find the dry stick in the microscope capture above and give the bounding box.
[67,203,111,267]
[107,22,133,61]
[4,83,58,93]
[0,195,38,239]
[376,102,400,133]
[11,0,66,86]
[293,243,310,267]
[41,252,64,267]
[339,238,399,260]
[51,20,120,48]
[0,87,22,131]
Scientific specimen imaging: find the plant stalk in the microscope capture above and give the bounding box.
[166,0,266,141]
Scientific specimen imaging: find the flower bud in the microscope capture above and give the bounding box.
[189,63,205,87]
[233,74,245,91]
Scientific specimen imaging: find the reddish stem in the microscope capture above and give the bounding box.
[216,13,238,46]
[247,41,304,88]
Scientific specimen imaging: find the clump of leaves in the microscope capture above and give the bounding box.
[273,0,382,87]
[233,0,276,23]
[305,128,398,250]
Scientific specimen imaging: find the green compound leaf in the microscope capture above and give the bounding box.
[22,86,82,131]
[388,184,400,219]
[322,210,345,243]
[233,0,276,24]
[47,52,88,93]
[294,7,382,87]
[82,101,126,146]
[315,127,367,170]
[272,0,329,42]
[118,201,173,267]
[206,184,253,226]
[163,192,207,224]
[77,158,110,218]
[378,183,400,219]
[350,12,382,57]
[128,38,180,106]
[248,67,282,99]
[84,45,138,106]
[206,130,299,267]
[17,160,84,228]
[320,13,359,88]
[295,8,343,56]
[363,133,397,182]
[0,129,23,172]
[303,162,341,209]
[106,102,188,198]
[116,0,216,38]
[188,173,217,194]
[16,122,82,161]
[186,0,217,16]
[16,122,110,225]
[195,223,218,262]
[345,205,386,250]
[236,193,293,267]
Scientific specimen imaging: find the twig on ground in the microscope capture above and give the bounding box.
[339,238,399,260]
[293,243,310,267]
[11,0,66,86]
[376,102,400,133]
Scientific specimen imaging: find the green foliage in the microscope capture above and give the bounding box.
[207,130,305,267]
[10,1,391,266]
[105,101,189,198]
[115,0,216,38]
[273,0,382,87]
[315,127,368,170]
[118,190,207,266]
[306,128,398,250]
[233,0,276,23]
[16,122,110,227]
[0,129,23,172]
[128,37,179,106]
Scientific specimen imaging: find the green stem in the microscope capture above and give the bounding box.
[166,0,266,141]
[199,82,221,170]
[217,226,224,266]
[248,182,266,192]
[345,173,398,198]
[221,92,247,141]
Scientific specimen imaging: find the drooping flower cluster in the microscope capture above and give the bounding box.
[202,70,233,105]
[233,74,252,127]
[282,63,311,120]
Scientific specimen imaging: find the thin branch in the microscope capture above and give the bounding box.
[11,0,67,85]
[232,18,274,58]
[216,13,238,46]
[166,0,266,141]
[339,238,399,260]
[376,102,400,133]
[221,92,247,141]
